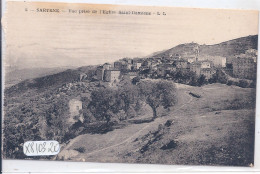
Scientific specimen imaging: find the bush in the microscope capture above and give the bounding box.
[215,69,228,84]
[226,80,234,86]
[208,74,217,84]
[83,109,96,123]
[132,76,140,85]
[238,80,249,88]
[249,80,256,88]
[74,147,86,153]
[233,81,239,86]
[197,75,207,87]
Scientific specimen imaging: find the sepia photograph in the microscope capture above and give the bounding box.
[2,1,258,167]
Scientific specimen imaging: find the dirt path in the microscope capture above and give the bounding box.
[86,92,193,156]
[86,124,151,156]
[62,83,255,166]
[61,89,194,157]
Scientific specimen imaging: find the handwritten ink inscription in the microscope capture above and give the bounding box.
[23,141,60,156]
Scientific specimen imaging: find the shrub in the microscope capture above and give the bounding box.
[132,76,141,85]
[83,109,96,123]
[208,74,217,84]
[160,140,177,150]
[197,75,207,87]
[74,147,86,153]
[249,80,256,88]
[215,69,228,84]
[226,80,234,86]
[238,80,249,88]
[233,81,239,86]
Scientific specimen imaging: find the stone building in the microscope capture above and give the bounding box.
[128,71,138,80]
[232,57,256,80]
[103,63,111,70]
[200,61,211,69]
[190,62,200,75]
[96,66,105,80]
[199,55,226,67]
[173,59,190,72]
[122,63,132,70]
[142,60,152,67]
[245,49,257,63]
[96,62,123,84]
[104,70,121,83]
[133,62,142,70]
[123,58,133,64]
[190,60,215,79]
[156,64,176,77]
[68,99,83,124]
[201,68,216,80]
[114,61,123,70]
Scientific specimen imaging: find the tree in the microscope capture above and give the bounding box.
[82,109,96,123]
[45,97,70,142]
[118,77,140,118]
[138,80,177,119]
[215,69,228,84]
[88,88,120,123]
[208,73,217,84]
[132,76,141,85]
[238,79,249,88]
[197,75,207,86]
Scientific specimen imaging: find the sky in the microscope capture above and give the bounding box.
[3,1,259,70]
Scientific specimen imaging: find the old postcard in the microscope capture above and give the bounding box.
[2,1,258,167]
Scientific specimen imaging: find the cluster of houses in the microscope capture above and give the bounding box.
[95,58,141,86]
[93,46,257,86]
[68,47,257,124]
[230,49,257,80]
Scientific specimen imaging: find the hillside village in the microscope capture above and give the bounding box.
[66,39,257,126]
[3,35,257,166]
[89,43,257,87]
[59,40,257,164]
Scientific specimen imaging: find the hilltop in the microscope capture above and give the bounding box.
[153,35,258,58]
